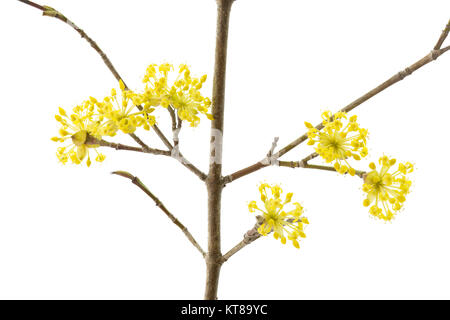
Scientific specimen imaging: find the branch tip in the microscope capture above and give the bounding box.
[113,170,206,258]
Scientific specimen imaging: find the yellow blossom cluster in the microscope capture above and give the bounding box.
[303,110,414,221]
[51,80,155,166]
[94,80,156,135]
[248,183,309,249]
[51,101,105,167]
[52,64,212,166]
[305,111,368,176]
[134,63,212,127]
[362,156,413,221]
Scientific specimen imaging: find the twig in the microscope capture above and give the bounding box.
[89,135,207,179]
[17,0,43,10]
[172,154,208,181]
[221,216,263,264]
[25,2,125,87]
[153,124,173,150]
[441,45,450,54]
[19,0,207,180]
[98,139,170,156]
[177,115,182,131]
[278,161,366,178]
[222,137,280,185]
[168,106,180,148]
[266,137,279,158]
[129,133,151,150]
[94,137,207,180]
[112,171,206,258]
[434,19,450,50]
[223,19,450,184]
[168,107,177,133]
[300,152,319,164]
[277,151,365,177]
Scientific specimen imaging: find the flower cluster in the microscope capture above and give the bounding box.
[51,102,105,167]
[304,110,414,221]
[135,63,212,127]
[52,64,212,166]
[248,183,309,249]
[305,111,368,176]
[94,80,156,135]
[362,156,413,221]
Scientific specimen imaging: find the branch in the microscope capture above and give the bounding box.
[93,138,170,156]
[171,152,208,181]
[434,19,450,50]
[167,106,182,149]
[301,152,319,164]
[94,137,208,180]
[19,0,207,180]
[112,171,206,258]
[223,19,450,184]
[266,137,279,158]
[275,151,365,177]
[17,0,43,10]
[204,0,234,300]
[168,107,177,134]
[223,137,280,184]
[221,216,263,264]
[278,161,366,178]
[129,133,151,150]
[19,1,126,87]
[153,125,173,150]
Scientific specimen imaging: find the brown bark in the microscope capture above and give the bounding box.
[112,171,206,258]
[224,44,450,184]
[204,0,234,300]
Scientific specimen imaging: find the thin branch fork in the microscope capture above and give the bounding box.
[204,0,234,300]
[277,151,366,178]
[168,106,182,148]
[278,161,366,178]
[221,216,263,264]
[112,171,206,258]
[18,0,207,181]
[223,19,450,184]
[434,19,450,50]
[129,133,152,151]
[94,137,207,180]
[98,139,170,156]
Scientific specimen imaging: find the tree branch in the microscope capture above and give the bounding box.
[278,161,366,178]
[167,106,182,149]
[434,19,450,50]
[97,139,170,156]
[17,0,44,10]
[112,171,206,258]
[88,135,207,180]
[221,217,262,264]
[21,1,126,87]
[223,19,450,184]
[19,0,207,180]
[129,133,151,150]
[153,125,174,150]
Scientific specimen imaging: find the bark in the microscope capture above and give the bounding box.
[204,0,234,300]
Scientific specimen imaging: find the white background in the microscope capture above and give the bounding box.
[1,0,449,299]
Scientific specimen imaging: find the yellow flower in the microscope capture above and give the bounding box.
[305,111,368,175]
[95,80,156,135]
[249,183,309,249]
[362,156,413,221]
[52,102,105,167]
[137,63,212,127]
